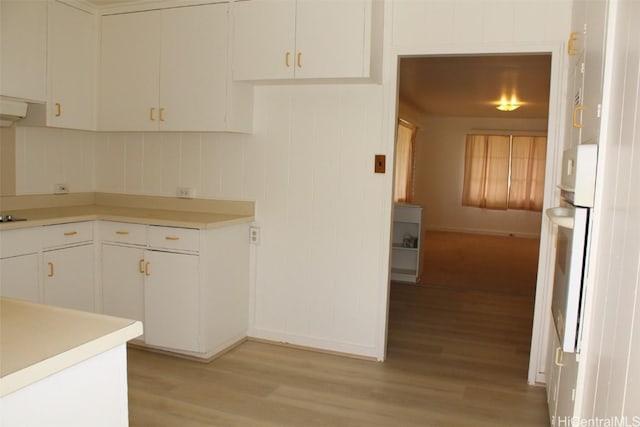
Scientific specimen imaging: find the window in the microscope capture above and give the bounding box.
[462,134,547,211]
[394,120,417,203]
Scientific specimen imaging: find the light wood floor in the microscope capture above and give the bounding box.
[127,232,548,426]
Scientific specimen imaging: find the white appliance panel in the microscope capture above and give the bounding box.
[547,202,589,352]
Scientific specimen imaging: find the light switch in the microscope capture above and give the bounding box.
[375,155,386,174]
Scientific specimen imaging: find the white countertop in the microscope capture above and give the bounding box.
[0,298,143,397]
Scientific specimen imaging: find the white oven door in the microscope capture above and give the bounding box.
[546,201,589,352]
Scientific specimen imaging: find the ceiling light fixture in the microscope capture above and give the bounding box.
[496,95,521,112]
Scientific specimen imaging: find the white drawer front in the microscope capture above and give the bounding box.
[148,226,199,252]
[99,221,147,245]
[0,228,42,258]
[41,221,93,248]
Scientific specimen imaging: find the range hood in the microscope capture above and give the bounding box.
[0,98,28,127]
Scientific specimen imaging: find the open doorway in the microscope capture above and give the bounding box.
[386,54,552,392]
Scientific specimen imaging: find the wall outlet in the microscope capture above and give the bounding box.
[249,226,260,245]
[54,183,69,194]
[177,187,195,199]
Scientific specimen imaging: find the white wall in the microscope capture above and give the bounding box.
[408,115,547,237]
[578,0,640,419]
[392,0,572,48]
[94,132,250,200]
[15,126,95,195]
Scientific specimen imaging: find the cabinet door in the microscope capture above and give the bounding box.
[102,244,144,326]
[99,11,160,131]
[232,0,296,80]
[555,349,579,421]
[0,0,47,101]
[546,326,562,421]
[294,0,368,79]
[44,244,94,312]
[48,0,97,130]
[159,3,228,131]
[144,250,199,352]
[0,254,40,303]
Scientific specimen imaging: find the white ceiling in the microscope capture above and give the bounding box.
[399,54,552,119]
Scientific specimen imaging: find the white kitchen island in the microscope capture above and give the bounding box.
[0,297,143,427]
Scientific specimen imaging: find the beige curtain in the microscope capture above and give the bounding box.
[509,136,547,211]
[462,135,510,210]
[394,121,416,203]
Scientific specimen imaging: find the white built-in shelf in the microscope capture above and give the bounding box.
[390,203,422,283]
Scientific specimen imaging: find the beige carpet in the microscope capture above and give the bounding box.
[419,230,540,296]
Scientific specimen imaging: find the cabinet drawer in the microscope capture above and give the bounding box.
[148,226,199,252]
[99,221,147,245]
[0,228,41,258]
[41,221,93,248]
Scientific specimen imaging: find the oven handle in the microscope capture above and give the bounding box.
[546,207,575,229]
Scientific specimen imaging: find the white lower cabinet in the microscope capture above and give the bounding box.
[99,221,250,358]
[43,244,94,312]
[1,219,249,358]
[0,254,39,302]
[101,244,145,327]
[0,227,41,302]
[143,250,199,352]
[546,315,580,426]
[41,222,94,312]
[2,225,95,310]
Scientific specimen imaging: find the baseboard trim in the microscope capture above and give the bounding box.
[247,337,378,362]
[424,226,540,239]
[247,329,379,361]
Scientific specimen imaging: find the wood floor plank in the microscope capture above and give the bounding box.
[128,232,548,426]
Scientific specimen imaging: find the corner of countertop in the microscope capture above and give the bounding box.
[0,192,255,218]
[94,193,255,216]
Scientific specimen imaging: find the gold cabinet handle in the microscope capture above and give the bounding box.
[285,51,291,67]
[145,261,151,276]
[554,346,565,367]
[139,259,145,274]
[63,231,78,236]
[297,52,302,68]
[165,236,180,241]
[572,105,585,128]
[568,31,579,56]
[47,262,54,277]
[115,231,129,235]
[150,107,156,121]
[159,107,165,122]
[55,103,61,117]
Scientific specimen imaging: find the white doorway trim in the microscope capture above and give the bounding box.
[378,42,568,385]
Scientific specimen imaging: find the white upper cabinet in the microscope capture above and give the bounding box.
[100,3,252,132]
[232,0,378,81]
[232,0,296,80]
[159,4,226,131]
[100,10,161,132]
[48,0,97,130]
[0,0,47,102]
[294,0,369,79]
